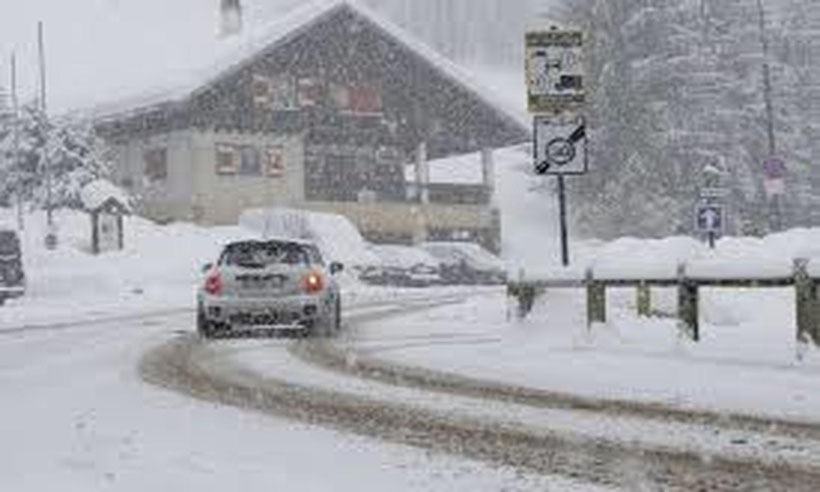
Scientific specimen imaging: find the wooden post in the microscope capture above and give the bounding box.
[508,283,536,320]
[794,259,818,346]
[636,281,651,317]
[586,268,606,326]
[677,263,699,341]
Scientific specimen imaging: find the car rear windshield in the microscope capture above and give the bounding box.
[220,241,322,268]
[0,231,20,256]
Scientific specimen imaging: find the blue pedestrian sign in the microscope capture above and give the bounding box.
[696,202,724,234]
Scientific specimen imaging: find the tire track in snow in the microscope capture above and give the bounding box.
[140,295,820,491]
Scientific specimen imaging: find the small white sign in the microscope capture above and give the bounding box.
[764,178,785,197]
[700,187,729,199]
[534,115,588,175]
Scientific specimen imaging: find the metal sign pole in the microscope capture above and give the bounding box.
[557,175,569,266]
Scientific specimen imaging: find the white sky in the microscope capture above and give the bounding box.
[0,0,304,114]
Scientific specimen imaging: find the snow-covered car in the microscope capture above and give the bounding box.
[420,242,507,285]
[196,239,343,338]
[0,229,25,305]
[366,245,442,287]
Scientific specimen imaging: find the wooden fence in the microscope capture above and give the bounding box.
[507,259,820,346]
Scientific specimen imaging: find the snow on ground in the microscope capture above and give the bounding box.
[0,309,602,492]
[0,208,408,330]
[353,289,820,423]
[494,144,820,281]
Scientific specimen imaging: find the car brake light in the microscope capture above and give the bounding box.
[205,271,222,296]
[302,272,324,294]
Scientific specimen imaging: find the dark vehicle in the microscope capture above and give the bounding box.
[421,242,507,285]
[0,229,25,305]
[197,238,343,338]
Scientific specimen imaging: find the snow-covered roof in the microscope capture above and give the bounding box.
[80,179,132,212]
[370,244,439,269]
[405,151,486,185]
[90,0,527,129]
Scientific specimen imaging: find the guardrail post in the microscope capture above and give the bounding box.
[508,282,537,320]
[637,281,651,317]
[677,263,699,341]
[586,268,606,327]
[793,258,819,346]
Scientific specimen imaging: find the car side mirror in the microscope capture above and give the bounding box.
[202,262,214,274]
[330,262,344,275]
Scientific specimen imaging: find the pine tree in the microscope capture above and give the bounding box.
[0,103,112,210]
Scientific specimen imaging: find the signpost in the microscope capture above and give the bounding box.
[527,26,587,267]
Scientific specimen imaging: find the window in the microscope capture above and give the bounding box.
[239,146,261,175]
[220,241,319,267]
[331,83,382,115]
[215,144,239,175]
[144,148,167,182]
[251,74,272,107]
[270,75,298,111]
[265,147,285,177]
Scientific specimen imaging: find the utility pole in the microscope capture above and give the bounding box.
[38,22,51,226]
[10,53,23,231]
[38,21,57,249]
[756,0,781,231]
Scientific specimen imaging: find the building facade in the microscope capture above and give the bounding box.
[95,1,528,252]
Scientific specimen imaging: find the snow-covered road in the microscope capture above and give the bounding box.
[0,291,596,492]
[141,292,820,491]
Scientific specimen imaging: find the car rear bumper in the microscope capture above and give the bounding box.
[201,294,332,329]
[0,285,25,297]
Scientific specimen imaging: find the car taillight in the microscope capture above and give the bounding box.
[205,271,222,296]
[302,272,324,294]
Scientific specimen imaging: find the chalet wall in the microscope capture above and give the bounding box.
[187,130,304,224]
[113,130,195,223]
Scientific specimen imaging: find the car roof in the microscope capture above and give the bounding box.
[224,237,317,247]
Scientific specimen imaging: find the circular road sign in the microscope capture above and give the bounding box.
[545,137,576,167]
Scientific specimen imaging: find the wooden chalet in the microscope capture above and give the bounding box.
[95,0,528,252]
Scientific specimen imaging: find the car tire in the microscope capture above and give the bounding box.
[334,298,342,333]
[197,304,213,339]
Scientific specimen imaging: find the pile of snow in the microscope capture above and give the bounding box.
[0,208,259,326]
[239,207,380,268]
[490,144,820,281]
[404,153,485,185]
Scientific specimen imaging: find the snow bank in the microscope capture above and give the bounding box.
[0,208,256,326]
[239,207,380,268]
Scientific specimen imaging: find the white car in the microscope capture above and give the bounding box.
[196,238,343,338]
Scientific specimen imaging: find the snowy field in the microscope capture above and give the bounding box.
[349,288,820,423]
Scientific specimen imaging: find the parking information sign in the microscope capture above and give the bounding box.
[534,115,588,175]
[526,29,585,113]
[696,202,724,234]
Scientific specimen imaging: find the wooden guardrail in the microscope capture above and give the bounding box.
[507,259,820,346]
